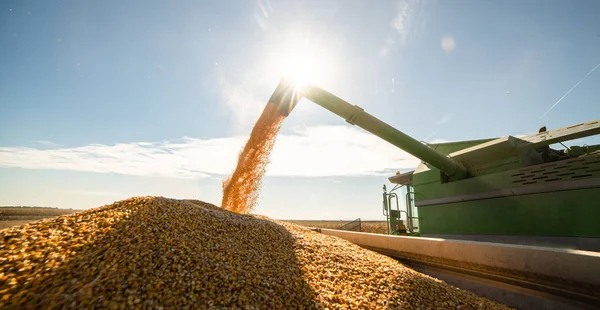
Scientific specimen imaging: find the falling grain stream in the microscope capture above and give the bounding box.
[221,102,285,214]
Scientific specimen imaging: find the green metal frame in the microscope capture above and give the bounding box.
[417,188,600,237]
[266,79,600,247]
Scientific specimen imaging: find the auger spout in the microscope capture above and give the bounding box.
[267,78,469,181]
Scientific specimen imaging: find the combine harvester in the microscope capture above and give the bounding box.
[267,79,600,309]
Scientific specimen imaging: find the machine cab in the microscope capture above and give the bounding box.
[382,170,419,235]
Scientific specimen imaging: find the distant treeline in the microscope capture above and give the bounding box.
[0,207,77,220]
[1,206,71,209]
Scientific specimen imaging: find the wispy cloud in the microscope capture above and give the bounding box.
[379,0,427,57]
[0,125,419,179]
[269,126,419,176]
[540,62,600,119]
[380,1,409,57]
[35,140,63,148]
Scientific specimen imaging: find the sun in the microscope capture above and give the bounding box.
[267,43,334,89]
[281,48,325,87]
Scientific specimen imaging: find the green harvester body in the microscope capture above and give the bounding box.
[268,79,600,251]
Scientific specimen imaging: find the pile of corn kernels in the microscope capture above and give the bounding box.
[0,197,511,309]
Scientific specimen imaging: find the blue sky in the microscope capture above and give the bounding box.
[1,0,599,220]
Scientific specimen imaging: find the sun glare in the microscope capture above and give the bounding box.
[281,48,324,86]
[268,44,334,89]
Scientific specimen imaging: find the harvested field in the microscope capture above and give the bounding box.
[284,220,389,234]
[0,220,38,230]
[0,207,77,230]
[0,196,510,309]
[0,207,76,221]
